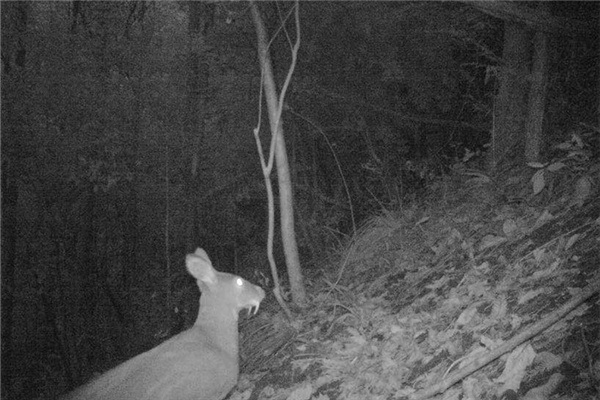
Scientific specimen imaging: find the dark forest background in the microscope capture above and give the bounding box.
[1,2,598,399]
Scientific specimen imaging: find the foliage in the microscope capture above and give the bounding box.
[528,124,598,206]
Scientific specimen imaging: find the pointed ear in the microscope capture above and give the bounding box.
[186,249,217,285]
[193,248,210,261]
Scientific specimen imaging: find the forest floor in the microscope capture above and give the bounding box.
[236,162,600,400]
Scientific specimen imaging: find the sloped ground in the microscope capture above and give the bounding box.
[236,150,600,400]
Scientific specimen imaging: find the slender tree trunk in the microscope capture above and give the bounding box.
[1,160,19,397]
[121,78,143,357]
[185,1,212,253]
[178,1,214,336]
[525,25,549,163]
[490,22,530,170]
[250,2,306,306]
[1,2,29,394]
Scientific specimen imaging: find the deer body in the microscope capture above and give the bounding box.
[61,248,265,400]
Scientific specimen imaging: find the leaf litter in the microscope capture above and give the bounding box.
[240,194,600,400]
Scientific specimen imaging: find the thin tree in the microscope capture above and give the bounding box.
[250,1,307,308]
[1,4,30,394]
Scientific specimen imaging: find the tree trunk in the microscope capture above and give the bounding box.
[121,73,143,358]
[185,1,212,253]
[185,2,201,252]
[178,1,214,335]
[250,2,307,306]
[0,2,29,394]
[490,21,530,170]
[525,25,549,163]
[1,158,19,397]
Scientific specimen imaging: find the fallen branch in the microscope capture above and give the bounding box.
[408,274,600,400]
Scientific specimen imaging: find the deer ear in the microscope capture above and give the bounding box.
[186,250,217,285]
[193,248,211,262]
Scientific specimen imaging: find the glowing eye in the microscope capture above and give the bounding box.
[235,277,244,287]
